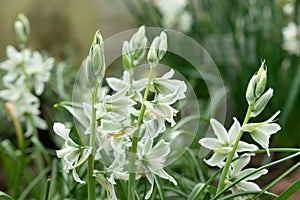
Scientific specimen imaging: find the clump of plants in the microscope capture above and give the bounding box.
[0,13,300,200]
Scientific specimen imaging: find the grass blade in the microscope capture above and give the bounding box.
[276,178,300,200]
[0,191,14,200]
[18,167,50,200]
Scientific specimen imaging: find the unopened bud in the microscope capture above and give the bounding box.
[130,26,146,50]
[122,41,132,71]
[246,75,256,105]
[251,88,273,117]
[245,60,268,105]
[158,31,167,60]
[129,26,148,67]
[85,57,95,89]
[85,30,106,88]
[14,13,30,49]
[147,36,160,67]
[255,70,267,98]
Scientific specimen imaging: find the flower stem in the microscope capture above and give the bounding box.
[216,104,253,194]
[88,82,99,200]
[128,66,156,200]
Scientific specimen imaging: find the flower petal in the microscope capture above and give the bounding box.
[205,153,226,167]
[251,130,271,155]
[72,169,85,184]
[232,155,251,176]
[236,141,258,152]
[53,122,70,140]
[199,138,224,150]
[238,180,261,191]
[210,118,229,144]
[228,118,241,143]
[238,168,268,181]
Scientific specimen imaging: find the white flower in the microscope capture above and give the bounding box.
[0,45,54,95]
[282,22,300,55]
[199,118,258,167]
[144,93,179,127]
[225,155,268,200]
[54,122,91,184]
[136,139,177,199]
[178,11,193,33]
[95,89,136,121]
[283,2,294,15]
[153,0,193,32]
[106,71,147,102]
[242,111,281,156]
[0,79,47,137]
[25,51,54,95]
[151,69,187,100]
[139,113,166,139]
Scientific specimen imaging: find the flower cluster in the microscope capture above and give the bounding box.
[199,60,281,198]
[0,14,54,137]
[54,27,186,199]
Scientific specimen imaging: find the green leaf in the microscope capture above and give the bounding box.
[154,175,165,200]
[54,102,89,128]
[188,183,205,200]
[18,167,50,200]
[0,191,14,200]
[276,178,300,200]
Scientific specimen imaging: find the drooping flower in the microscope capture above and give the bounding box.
[225,155,268,200]
[53,122,91,184]
[242,111,281,156]
[199,118,258,167]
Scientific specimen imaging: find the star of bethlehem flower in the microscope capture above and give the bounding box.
[199,118,258,167]
[225,155,268,200]
[136,139,177,199]
[242,111,281,156]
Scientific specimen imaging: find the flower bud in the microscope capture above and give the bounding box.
[251,88,273,117]
[85,30,105,88]
[245,60,268,105]
[255,70,267,98]
[158,31,167,60]
[130,26,146,50]
[246,75,256,105]
[85,56,95,89]
[122,41,132,71]
[14,13,30,49]
[147,36,160,67]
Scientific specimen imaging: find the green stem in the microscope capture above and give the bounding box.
[20,61,31,92]
[216,104,253,194]
[128,66,156,200]
[88,82,99,200]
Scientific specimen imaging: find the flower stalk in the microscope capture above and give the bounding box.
[128,65,156,200]
[87,82,99,200]
[216,103,253,194]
